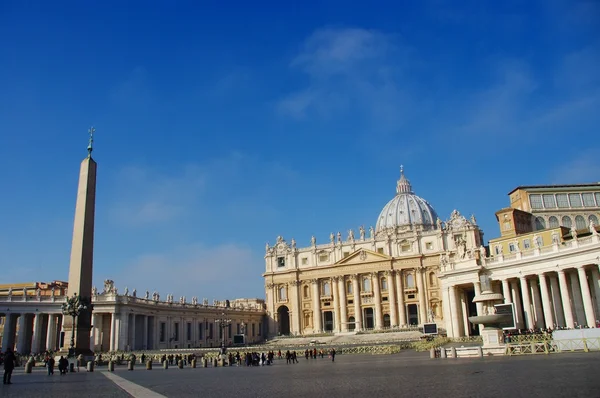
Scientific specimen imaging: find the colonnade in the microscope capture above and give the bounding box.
[276,267,438,335]
[0,313,63,354]
[445,264,600,337]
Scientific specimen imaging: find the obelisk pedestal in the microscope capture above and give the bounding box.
[61,137,97,358]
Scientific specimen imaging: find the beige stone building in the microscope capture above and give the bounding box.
[263,169,484,336]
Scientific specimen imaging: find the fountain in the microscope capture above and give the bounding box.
[468,273,511,355]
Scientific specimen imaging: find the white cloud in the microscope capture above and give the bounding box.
[100,242,264,300]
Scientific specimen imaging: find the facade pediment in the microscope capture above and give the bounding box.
[334,249,391,265]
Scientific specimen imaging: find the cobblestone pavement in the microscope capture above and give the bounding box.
[3,351,600,397]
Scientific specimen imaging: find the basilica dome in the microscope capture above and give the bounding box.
[375,167,438,233]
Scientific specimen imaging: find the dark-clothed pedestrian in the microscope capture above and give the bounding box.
[3,349,16,385]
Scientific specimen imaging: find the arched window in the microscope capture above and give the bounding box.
[406,274,415,288]
[381,277,388,291]
[304,313,311,327]
[548,216,559,228]
[561,216,572,228]
[303,285,310,299]
[429,272,436,286]
[323,282,331,296]
[495,246,501,255]
[279,286,287,301]
[346,281,353,294]
[535,217,546,230]
[362,277,371,292]
[589,214,599,226]
[348,316,356,331]
[575,215,586,230]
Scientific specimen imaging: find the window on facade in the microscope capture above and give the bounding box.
[319,253,329,262]
[406,274,415,288]
[279,286,287,301]
[569,193,582,207]
[362,277,371,292]
[425,242,433,250]
[529,194,543,209]
[589,214,599,226]
[508,243,516,252]
[343,252,349,258]
[548,216,559,228]
[377,247,384,254]
[187,322,192,341]
[323,282,331,296]
[575,215,586,230]
[556,194,569,208]
[400,240,411,252]
[159,322,166,342]
[503,221,511,231]
[535,217,546,230]
[303,285,310,298]
[582,193,595,207]
[535,236,543,247]
[595,193,600,206]
[429,272,436,286]
[543,194,556,208]
[523,239,531,249]
[301,257,308,265]
[495,246,501,255]
[552,233,559,244]
[381,277,388,291]
[304,313,311,327]
[383,314,391,327]
[174,322,180,341]
[562,216,572,228]
[277,257,285,267]
[347,281,353,294]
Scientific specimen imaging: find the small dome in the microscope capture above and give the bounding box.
[375,167,438,233]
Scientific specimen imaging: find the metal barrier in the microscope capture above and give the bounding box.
[505,338,600,356]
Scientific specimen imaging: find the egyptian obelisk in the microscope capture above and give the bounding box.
[61,127,97,356]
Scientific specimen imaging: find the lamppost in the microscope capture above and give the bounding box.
[61,293,89,357]
[214,312,231,355]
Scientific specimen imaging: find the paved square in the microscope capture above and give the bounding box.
[3,351,600,397]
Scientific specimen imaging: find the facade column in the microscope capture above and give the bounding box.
[352,275,362,331]
[332,277,341,332]
[570,272,586,325]
[530,281,545,329]
[558,270,575,328]
[110,313,117,351]
[47,314,58,351]
[473,282,484,334]
[549,274,565,327]
[311,279,322,333]
[291,281,302,335]
[577,266,596,328]
[2,314,16,352]
[131,314,137,350]
[448,286,461,337]
[519,276,533,329]
[590,267,600,319]
[338,277,348,332]
[372,272,383,329]
[502,279,512,303]
[510,281,524,329]
[416,268,428,325]
[31,313,43,354]
[387,271,398,327]
[395,271,406,327]
[538,274,555,329]
[16,314,29,353]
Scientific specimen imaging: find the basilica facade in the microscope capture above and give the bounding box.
[263,169,484,335]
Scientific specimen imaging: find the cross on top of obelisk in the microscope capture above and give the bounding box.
[87,127,95,157]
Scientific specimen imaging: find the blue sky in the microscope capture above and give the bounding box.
[1,0,598,300]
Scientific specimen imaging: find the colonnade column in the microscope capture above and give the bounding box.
[332,277,341,332]
[502,279,512,304]
[395,271,406,327]
[46,314,57,351]
[590,267,600,319]
[519,276,533,329]
[538,274,555,329]
[31,313,43,354]
[511,281,524,329]
[110,313,117,351]
[2,314,15,352]
[352,275,362,331]
[291,281,302,334]
[448,286,461,337]
[530,281,544,329]
[577,266,596,328]
[549,275,565,327]
[311,279,322,333]
[16,314,28,353]
[387,271,398,327]
[557,270,575,328]
[416,268,428,325]
[338,277,348,332]
[372,272,383,329]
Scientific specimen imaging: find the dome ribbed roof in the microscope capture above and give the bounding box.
[375,167,438,232]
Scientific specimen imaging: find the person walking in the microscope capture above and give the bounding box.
[3,348,16,385]
[47,355,55,375]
